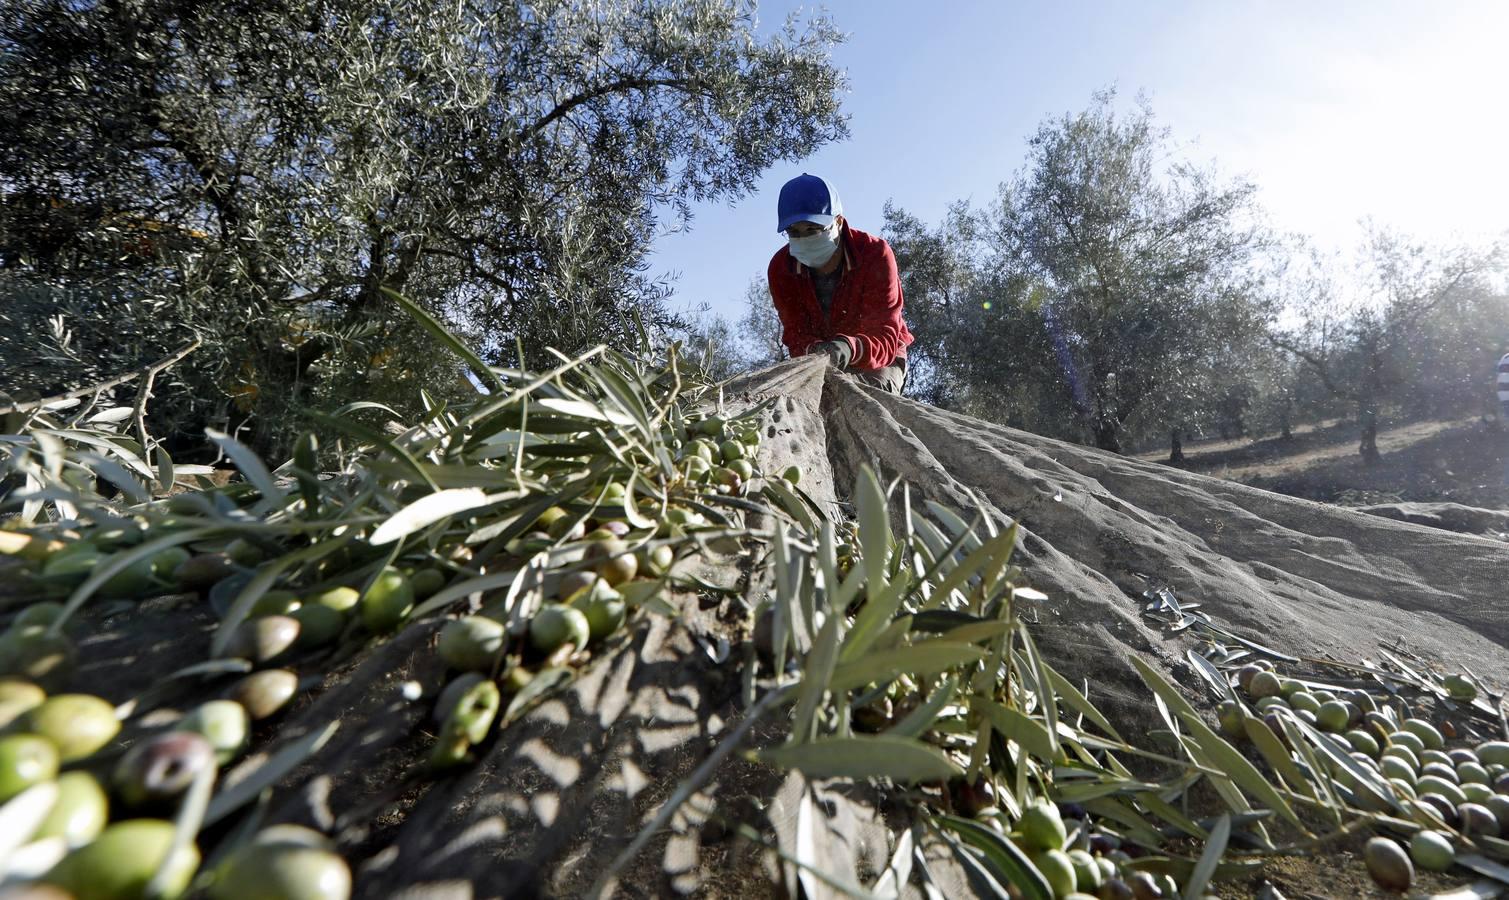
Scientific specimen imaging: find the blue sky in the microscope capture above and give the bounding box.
[651,0,1509,322]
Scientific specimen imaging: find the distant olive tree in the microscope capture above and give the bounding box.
[737,277,786,369]
[885,90,1272,452]
[0,0,848,453]
[1269,228,1503,464]
[682,277,785,381]
[989,89,1272,452]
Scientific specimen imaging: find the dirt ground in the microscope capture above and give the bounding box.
[1139,415,1509,511]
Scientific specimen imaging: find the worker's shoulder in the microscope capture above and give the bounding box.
[766,245,795,281]
[844,225,892,255]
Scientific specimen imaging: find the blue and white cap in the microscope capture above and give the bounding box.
[777,173,842,233]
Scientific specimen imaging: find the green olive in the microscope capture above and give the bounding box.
[437,616,506,672]
[247,590,301,618]
[0,676,46,729]
[1066,847,1101,891]
[1345,730,1380,757]
[1389,731,1427,756]
[1215,700,1246,740]
[44,818,200,900]
[0,531,65,561]
[99,554,157,600]
[1019,799,1066,851]
[555,570,598,602]
[534,506,569,532]
[1381,756,1416,784]
[41,543,101,583]
[1246,670,1282,700]
[359,568,413,634]
[209,843,351,900]
[643,545,674,576]
[1403,718,1445,751]
[1288,691,1320,715]
[1409,829,1454,872]
[587,540,638,586]
[0,626,77,692]
[1443,674,1477,701]
[227,669,299,721]
[290,604,346,649]
[545,512,586,542]
[225,538,265,567]
[26,694,120,762]
[434,673,487,725]
[1477,741,1509,767]
[528,604,590,654]
[149,547,191,580]
[408,567,446,599]
[0,732,60,803]
[173,553,236,593]
[306,586,360,612]
[662,506,705,528]
[571,583,626,643]
[179,700,250,765]
[219,615,301,666]
[1029,848,1076,898]
[680,455,711,482]
[13,602,67,629]
[36,771,110,847]
[437,678,500,747]
[1316,701,1350,732]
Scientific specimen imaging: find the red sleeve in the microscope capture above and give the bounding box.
[835,240,906,369]
[768,253,819,360]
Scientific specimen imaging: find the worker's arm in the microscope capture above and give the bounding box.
[836,241,906,370]
[767,258,820,361]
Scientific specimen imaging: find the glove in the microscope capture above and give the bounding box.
[811,339,852,369]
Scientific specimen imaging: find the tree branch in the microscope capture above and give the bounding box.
[0,338,203,416]
[1265,331,1357,403]
[518,76,689,143]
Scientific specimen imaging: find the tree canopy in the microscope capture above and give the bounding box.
[888,90,1272,452]
[0,0,847,452]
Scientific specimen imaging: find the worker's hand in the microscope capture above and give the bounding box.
[811,339,852,369]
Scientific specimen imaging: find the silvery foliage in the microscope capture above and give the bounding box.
[887,89,1272,452]
[0,0,848,449]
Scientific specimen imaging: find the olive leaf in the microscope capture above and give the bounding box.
[760,736,962,783]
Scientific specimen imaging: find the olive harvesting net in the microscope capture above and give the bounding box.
[2,322,1508,899]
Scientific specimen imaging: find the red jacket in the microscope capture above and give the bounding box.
[767,224,914,371]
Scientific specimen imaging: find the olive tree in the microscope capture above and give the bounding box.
[883,92,1271,451]
[1269,228,1503,464]
[735,277,785,369]
[0,0,847,453]
[989,90,1271,452]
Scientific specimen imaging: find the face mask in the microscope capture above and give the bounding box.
[788,223,840,268]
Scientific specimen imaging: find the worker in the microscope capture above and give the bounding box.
[766,173,914,393]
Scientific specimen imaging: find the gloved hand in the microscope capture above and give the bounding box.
[811,339,852,369]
